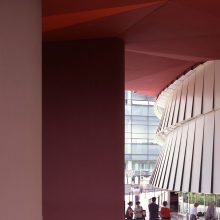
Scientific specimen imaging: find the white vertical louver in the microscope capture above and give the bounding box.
[150,60,220,194]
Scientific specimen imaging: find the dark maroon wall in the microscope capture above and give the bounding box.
[43,38,124,220]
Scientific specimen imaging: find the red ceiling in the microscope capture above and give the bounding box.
[43,0,220,96]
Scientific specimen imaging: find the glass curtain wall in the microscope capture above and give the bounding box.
[125,91,161,185]
[179,192,220,219]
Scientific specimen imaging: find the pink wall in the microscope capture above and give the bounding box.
[43,39,124,220]
[0,0,42,219]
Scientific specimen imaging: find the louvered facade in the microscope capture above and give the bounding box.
[151,60,220,194]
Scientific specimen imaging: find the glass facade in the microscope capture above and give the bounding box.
[125,91,161,184]
[179,192,220,219]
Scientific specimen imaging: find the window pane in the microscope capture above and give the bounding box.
[132,133,148,139]
[132,100,149,105]
[148,125,158,134]
[148,155,159,160]
[149,133,156,139]
[132,124,148,133]
[132,92,147,100]
[205,194,215,206]
[125,132,131,139]
[125,154,132,160]
[197,194,205,213]
[132,106,148,116]
[125,124,131,132]
[132,144,148,154]
[148,120,160,126]
[132,119,148,125]
[132,115,148,121]
[125,105,131,115]
[183,193,189,213]
[125,144,131,154]
[132,155,148,160]
[132,138,148,144]
[148,106,155,116]
[148,144,161,155]
[216,195,220,217]
[125,91,131,100]
[125,139,132,144]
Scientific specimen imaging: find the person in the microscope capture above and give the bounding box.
[131,177,135,186]
[160,201,171,220]
[190,202,199,220]
[205,201,216,220]
[134,201,143,219]
[125,201,134,219]
[148,197,159,220]
[134,186,140,203]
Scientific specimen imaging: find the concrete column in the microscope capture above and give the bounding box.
[0,0,42,219]
[43,39,124,220]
